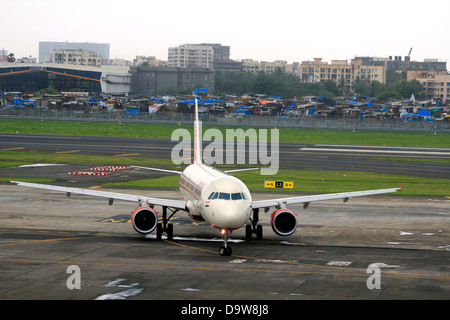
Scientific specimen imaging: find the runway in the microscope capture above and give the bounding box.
[1,133,449,179]
[0,186,449,301]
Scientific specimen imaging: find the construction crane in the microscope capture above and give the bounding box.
[402,47,413,72]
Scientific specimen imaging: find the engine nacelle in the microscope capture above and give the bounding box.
[131,206,158,234]
[271,208,298,236]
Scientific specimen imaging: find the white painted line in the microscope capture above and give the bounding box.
[300,147,450,155]
[326,261,353,267]
[19,163,66,167]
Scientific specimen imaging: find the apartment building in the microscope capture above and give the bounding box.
[407,70,450,102]
[39,41,110,63]
[241,59,261,73]
[168,43,230,69]
[242,59,298,74]
[351,58,386,83]
[298,58,353,91]
[53,49,102,66]
[133,55,168,67]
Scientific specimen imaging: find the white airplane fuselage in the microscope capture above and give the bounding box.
[179,162,253,231]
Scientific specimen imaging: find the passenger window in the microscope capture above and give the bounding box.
[231,193,242,200]
[218,192,230,200]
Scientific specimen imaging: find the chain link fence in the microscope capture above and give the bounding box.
[1,110,449,133]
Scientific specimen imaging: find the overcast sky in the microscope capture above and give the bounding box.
[2,0,449,64]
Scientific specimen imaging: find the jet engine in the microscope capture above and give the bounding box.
[131,206,158,234]
[271,208,298,236]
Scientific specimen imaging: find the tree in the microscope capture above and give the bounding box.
[7,53,15,63]
[38,86,59,95]
[352,77,370,96]
[214,70,427,101]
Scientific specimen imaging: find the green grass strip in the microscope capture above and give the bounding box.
[0,150,174,167]
[1,118,449,147]
[0,177,55,183]
[105,169,450,197]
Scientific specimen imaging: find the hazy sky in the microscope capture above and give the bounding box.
[2,0,449,64]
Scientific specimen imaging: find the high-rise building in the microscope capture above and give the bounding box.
[39,41,110,63]
[168,43,230,69]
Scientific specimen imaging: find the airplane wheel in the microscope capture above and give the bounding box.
[167,223,173,241]
[156,223,163,240]
[245,225,252,240]
[256,225,263,240]
[219,246,232,256]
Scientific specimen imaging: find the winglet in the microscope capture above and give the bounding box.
[193,98,202,165]
[397,183,402,192]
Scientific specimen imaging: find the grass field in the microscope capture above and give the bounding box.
[0,150,170,167]
[105,169,450,197]
[1,118,449,147]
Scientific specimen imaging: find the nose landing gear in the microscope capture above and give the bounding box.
[219,230,233,256]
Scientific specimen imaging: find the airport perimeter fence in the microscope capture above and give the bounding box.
[1,109,449,133]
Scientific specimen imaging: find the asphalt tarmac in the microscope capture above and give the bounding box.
[0,186,449,302]
[0,133,449,303]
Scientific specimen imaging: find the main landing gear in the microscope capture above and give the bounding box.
[245,208,263,241]
[156,206,178,241]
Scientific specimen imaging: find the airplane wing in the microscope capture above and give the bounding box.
[131,166,182,175]
[224,168,259,174]
[252,187,401,210]
[11,181,187,210]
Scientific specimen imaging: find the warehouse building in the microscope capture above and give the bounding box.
[0,63,130,93]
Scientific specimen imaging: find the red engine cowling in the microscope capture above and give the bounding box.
[131,207,158,234]
[271,208,298,236]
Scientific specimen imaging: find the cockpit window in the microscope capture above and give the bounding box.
[218,192,230,200]
[231,193,242,200]
[209,192,248,200]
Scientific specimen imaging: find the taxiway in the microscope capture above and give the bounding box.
[1,186,449,300]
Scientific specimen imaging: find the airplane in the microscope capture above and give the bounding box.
[11,99,401,256]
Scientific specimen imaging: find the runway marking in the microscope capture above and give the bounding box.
[101,218,128,223]
[56,150,81,154]
[300,147,450,156]
[0,235,107,247]
[114,153,140,157]
[89,186,103,189]
[2,147,25,151]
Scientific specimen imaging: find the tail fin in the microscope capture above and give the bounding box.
[193,98,202,165]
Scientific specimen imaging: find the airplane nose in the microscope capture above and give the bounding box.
[210,201,250,229]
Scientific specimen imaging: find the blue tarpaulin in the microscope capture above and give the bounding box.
[418,109,431,116]
[126,108,140,115]
[194,88,207,94]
